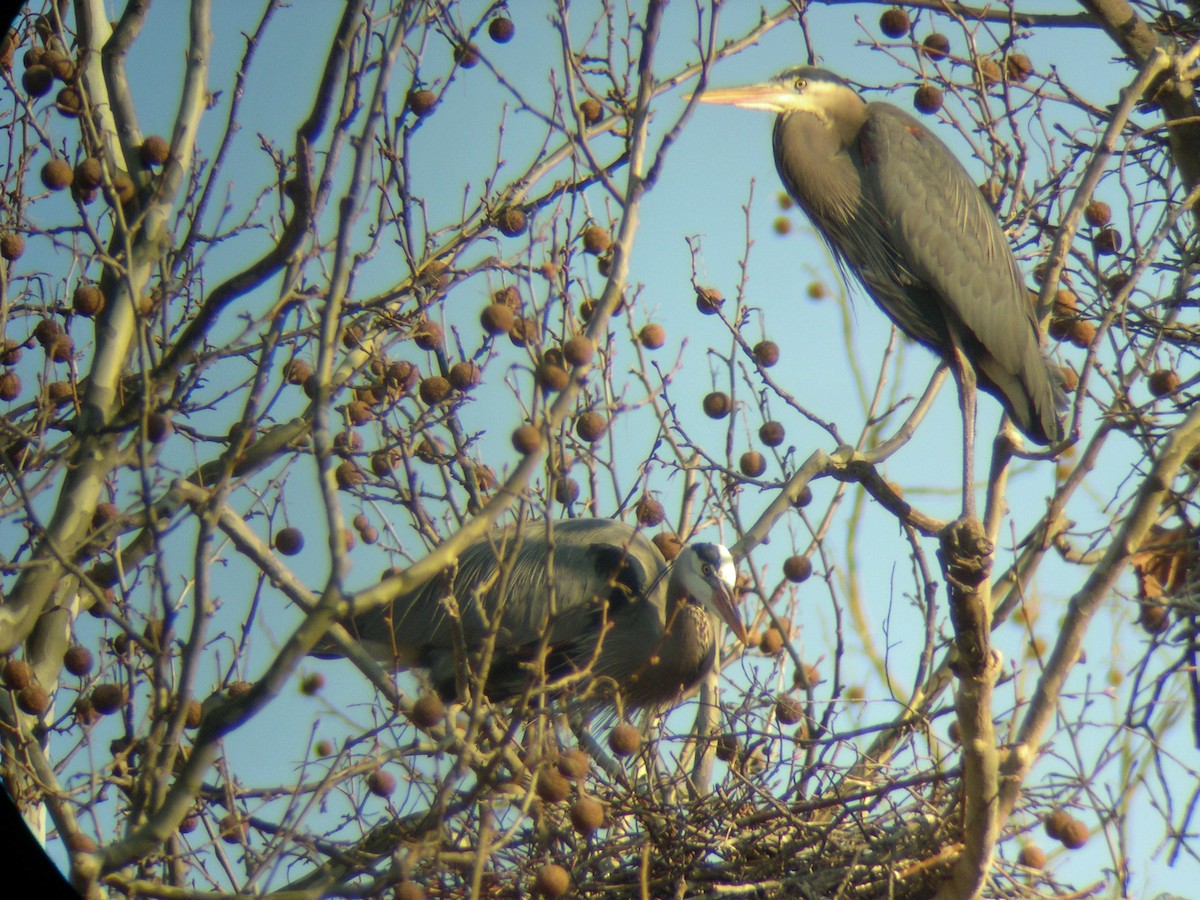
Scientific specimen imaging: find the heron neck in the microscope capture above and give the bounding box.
[772,109,864,225]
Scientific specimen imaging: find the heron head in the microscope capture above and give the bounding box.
[675,543,747,644]
[695,67,863,122]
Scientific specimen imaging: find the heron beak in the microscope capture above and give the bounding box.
[694,83,795,115]
[711,580,748,645]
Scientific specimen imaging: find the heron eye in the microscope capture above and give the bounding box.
[702,563,712,576]
[793,78,807,92]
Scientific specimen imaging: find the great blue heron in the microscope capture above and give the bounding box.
[321,519,747,708]
[699,68,1063,514]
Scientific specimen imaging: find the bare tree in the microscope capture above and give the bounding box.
[0,1,1197,898]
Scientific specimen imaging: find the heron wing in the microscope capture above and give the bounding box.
[859,103,1061,443]
[343,519,668,678]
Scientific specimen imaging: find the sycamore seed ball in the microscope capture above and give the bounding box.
[609,722,640,756]
[879,7,910,37]
[534,864,570,898]
[411,693,444,728]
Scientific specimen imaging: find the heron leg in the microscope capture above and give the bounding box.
[949,342,977,520]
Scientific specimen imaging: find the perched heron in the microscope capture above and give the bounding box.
[321,519,747,708]
[699,69,1063,513]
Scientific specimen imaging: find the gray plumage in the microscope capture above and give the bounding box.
[323,519,745,708]
[701,68,1063,445]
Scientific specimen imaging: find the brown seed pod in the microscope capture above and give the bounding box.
[740,451,766,477]
[75,157,102,190]
[278,360,309,388]
[1043,808,1072,841]
[480,302,515,335]
[652,532,682,561]
[1093,226,1122,255]
[91,683,127,715]
[408,88,436,117]
[534,864,570,898]
[46,381,74,404]
[41,49,74,81]
[73,283,105,317]
[639,323,666,349]
[414,319,444,350]
[488,16,515,43]
[1138,602,1169,634]
[41,158,73,191]
[1148,368,1180,397]
[582,225,611,255]
[1067,319,1096,349]
[48,334,75,363]
[536,768,571,803]
[335,461,364,490]
[1059,365,1079,392]
[783,555,813,583]
[913,84,944,115]
[879,7,910,37]
[1,340,22,365]
[947,719,961,743]
[444,360,478,390]
[0,372,20,401]
[1005,52,1034,83]
[370,449,399,477]
[921,33,950,60]
[55,85,82,116]
[0,232,26,261]
[775,694,803,725]
[508,316,534,347]
[454,42,480,68]
[753,340,780,367]
[759,627,784,655]
[495,206,527,237]
[575,411,607,442]
[410,692,444,728]
[140,135,170,167]
[608,722,640,756]
[570,796,605,835]
[554,478,580,505]
[512,424,542,455]
[366,768,395,797]
[1017,842,1047,869]
[4,658,34,690]
[18,684,51,716]
[695,286,724,315]
[716,733,739,762]
[107,172,135,206]
[975,57,1003,85]
[22,65,53,97]
[635,494,665,526]
[227,680,253,699]
[275,527,304,556]
[64,645,94,677]
[703,391,731,419]
[759,421,785,447]
[219,814,247,844]
[1084,200,1111,227]
[146,411,172,443]
[557,748,590,779]
[536,362,569,392]
[493,284,522,310]
[183,698,202,729]
[418,375,451,404]
[579,98,602,124]
[562,335,594,366]
[335,430,364,456]
[1060,817,1089,849]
